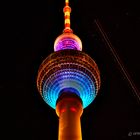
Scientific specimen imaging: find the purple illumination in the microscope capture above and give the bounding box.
[54,33,82,51]
[55,38,81,51]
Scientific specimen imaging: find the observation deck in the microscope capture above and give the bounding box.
[37,49,101,109]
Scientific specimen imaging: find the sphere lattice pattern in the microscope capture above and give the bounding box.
[37,49,100,109]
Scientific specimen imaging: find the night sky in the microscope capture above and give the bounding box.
[2,0,140,139]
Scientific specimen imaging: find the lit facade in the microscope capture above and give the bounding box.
[37,0,101,140]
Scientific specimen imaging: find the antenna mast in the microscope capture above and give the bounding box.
[63,0,73,33]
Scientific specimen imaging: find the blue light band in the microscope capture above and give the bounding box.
[42,69,96,109]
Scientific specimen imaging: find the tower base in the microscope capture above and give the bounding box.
[56,92,83,140]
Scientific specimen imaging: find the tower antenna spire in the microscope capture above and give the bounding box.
[63,0,73,33]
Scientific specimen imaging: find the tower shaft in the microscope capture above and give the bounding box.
[56,93,83,140]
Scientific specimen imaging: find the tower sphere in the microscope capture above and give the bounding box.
[37,49,101,109]
[54,33,82,51]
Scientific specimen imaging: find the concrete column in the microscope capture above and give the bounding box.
[56,93,83,140]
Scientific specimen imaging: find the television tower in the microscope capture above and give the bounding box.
[37,0,101,140]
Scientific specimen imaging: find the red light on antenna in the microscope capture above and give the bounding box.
[70,107,77,112]
[60,108,66,113]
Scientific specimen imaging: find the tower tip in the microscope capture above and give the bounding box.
[63,0,73,33]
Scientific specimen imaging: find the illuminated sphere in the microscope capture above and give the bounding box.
[37,49,101,109]
[54,33,82,51]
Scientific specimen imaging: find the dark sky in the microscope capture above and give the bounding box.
[2,0,140,140]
